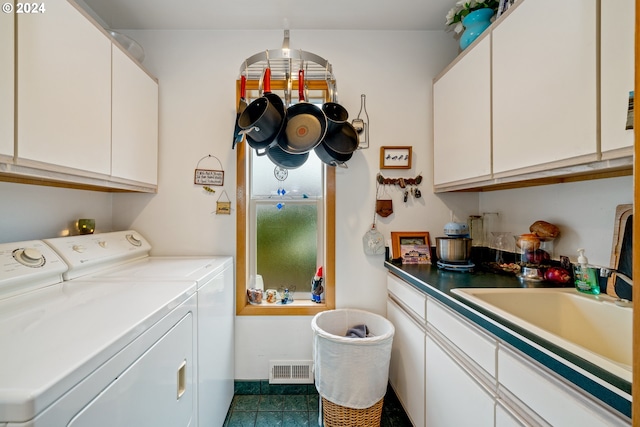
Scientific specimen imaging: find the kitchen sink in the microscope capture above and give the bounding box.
[451,287,632,381]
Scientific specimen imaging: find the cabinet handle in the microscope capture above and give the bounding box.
[177,359,187,399]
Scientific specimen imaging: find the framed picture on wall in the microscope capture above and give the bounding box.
[391,231,431,264]
[380,146,412,169]
[497,0,518,18]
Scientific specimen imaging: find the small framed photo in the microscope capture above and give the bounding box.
[380,146,412,169]
[391,231,431,264]
[497,0,518,18]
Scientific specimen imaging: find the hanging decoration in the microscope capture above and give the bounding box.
[352,94,370,149]
[216,190,231,215]
[273,165,289,210]
[194,155,225,187]
[363,179,386,255]
[374,172,424,209]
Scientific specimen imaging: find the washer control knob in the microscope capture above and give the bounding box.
[126,233,142,247]
[13,247,45,267]
[72,245,85,253]
[22,248,43,263]
[98,241,108,248]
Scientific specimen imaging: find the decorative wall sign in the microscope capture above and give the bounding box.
[195,169,224,186]
[216,190,232,215]
[380,146,412,169]
[194,155,225,186]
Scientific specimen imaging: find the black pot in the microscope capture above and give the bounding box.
[238,68,285,148]
[322,102,349,130]
[314,140,353,167]
[322,121,358,154]
[238,97,283,144]
[267,144,309,169]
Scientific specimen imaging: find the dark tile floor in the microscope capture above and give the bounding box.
[223,381,412,426]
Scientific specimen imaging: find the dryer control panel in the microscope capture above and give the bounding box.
[45,230,151,280]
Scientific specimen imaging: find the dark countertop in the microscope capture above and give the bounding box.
[384,261,632,419]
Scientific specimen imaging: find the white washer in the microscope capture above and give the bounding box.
[44,231,234,427]
[0,239,197,427]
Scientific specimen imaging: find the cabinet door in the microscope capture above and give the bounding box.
[492,0,598,175]
[498,347,630,427]
[17,1,111,175]
[433,36,491,186]
[495,402,529,427]
[600,0,634,157]
[426,332,495,427]
[0,1,14,159]
[111,45,159,185]
[386,299,425,427]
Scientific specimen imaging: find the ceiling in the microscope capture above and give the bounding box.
[81,0,454,31]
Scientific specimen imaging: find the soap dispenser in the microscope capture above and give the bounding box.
[574,248,599,295]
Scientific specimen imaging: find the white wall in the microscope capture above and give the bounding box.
[479,176,633,266]
[112,28,479,379]
[0,182,113,242]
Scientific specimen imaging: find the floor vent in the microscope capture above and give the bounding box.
[269,360,314,384]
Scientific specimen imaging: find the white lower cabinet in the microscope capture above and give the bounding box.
[495,400,539,427]
[388,273,631,426]
[426,298,497,427]
[386,300,425,426]
[386,273,426,427]
[426,330,495,426]
[498,346,630,427]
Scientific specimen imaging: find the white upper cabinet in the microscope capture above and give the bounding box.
[111,46,159,185]
[433,36,492,186]
[0,2,14,159]
[17,0,112,175]
[600,0,634,157]
[492,0,598,175]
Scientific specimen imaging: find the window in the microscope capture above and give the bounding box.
[236,79,335,315]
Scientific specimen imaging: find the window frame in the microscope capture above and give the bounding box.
[235,79,336,315]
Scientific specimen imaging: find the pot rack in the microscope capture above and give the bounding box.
[238,30,335,82]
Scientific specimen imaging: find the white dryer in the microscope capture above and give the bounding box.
[0,240,197,427]
[44,231,234,427]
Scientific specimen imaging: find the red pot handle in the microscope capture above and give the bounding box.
[264,68,271,93]
[298,69,305,102]
[240,75,246,99]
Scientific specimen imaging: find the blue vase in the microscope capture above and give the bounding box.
[460,8,494,50]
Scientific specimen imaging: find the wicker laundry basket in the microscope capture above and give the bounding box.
[321,397,384,427]
[312,309,394,427]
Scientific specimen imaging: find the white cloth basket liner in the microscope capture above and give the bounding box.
[311,309,395,409]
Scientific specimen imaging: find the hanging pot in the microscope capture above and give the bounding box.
[314,139,352,167]
[277,69,327,154]
[238,68,285,148]
[321,84,358,155]
[266,143,309,169]
[322,120,359,155]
